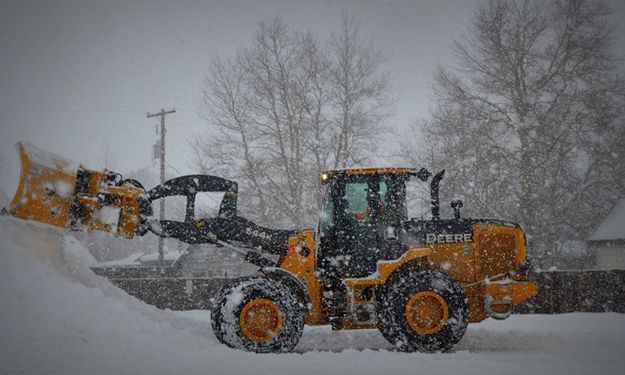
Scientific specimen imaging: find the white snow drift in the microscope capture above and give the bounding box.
[1,215,624,375]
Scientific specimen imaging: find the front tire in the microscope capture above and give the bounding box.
[379,269,468,352]
[211,276,304,353]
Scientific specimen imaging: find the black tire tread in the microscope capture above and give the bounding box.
[210,275,304,353]
[379,269,469,352]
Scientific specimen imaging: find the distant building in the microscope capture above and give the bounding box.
[588,198,625,269]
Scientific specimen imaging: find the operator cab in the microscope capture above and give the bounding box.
[318,167,430,278]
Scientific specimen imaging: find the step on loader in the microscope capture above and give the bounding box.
[6,141,537,353]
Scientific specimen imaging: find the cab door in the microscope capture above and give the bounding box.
[318,173,406,278]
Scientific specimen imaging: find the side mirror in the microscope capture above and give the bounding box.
[383,226,399,242]
[450,198,463,219]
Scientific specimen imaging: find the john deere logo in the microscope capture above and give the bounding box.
[426,233,472,244]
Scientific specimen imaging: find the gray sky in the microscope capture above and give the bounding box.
[1,0,624,195]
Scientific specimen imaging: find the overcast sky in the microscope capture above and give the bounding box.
[1,0,624,195]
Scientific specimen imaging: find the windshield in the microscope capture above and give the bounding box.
[320,174,394,232]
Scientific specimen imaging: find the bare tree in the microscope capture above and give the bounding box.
[193,16,391,228]
[414,0,625,266]
[328,13,392,169]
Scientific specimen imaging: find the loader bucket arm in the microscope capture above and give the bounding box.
[147,174,297,254]
[147,174,238,220]
[9,142,296,255]
[153,215,297,253]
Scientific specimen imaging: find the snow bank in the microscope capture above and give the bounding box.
[0,217,215,375]
[1,216,625,375]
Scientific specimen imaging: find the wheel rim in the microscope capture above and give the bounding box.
[405,291,449,334]
[239,298,283,343]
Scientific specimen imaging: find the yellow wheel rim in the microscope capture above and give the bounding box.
[239,298,283,343]
[405,291,449,335]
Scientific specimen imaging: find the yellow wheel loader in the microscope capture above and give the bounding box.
[6,142,537,353]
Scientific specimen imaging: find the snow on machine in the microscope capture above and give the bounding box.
[6,141,537,353]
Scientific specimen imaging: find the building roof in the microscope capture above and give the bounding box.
[589,197,625,241]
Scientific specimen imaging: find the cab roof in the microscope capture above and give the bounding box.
[320,167,432,184]
[322,167,413,176]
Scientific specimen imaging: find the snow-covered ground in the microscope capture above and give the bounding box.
[1,216,624,375]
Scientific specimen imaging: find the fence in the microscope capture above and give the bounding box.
[517,269,625,314]
[93,267,625,313]
[107,277,229,310]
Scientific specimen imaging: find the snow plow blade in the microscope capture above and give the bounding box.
[8,142,149,238]
[9,142,79,229]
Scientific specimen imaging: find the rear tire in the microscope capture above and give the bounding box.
[211,276,304,353]
[379,269,468,352]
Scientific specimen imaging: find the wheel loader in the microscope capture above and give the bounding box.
[6,142,537,353]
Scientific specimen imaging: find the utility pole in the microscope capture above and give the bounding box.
[146,108,176,266]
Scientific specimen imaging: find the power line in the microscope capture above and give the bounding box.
[0,99,149,114]
[166,161,183,176]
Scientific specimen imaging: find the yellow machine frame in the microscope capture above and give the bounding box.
[277,170,538,328]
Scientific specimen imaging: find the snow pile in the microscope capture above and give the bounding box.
[1,215,625,375]
[20,141,80,175]
[0,217,215,375]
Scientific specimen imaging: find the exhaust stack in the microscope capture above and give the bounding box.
[430,169,445,220]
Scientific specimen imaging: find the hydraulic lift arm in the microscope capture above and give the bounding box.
[145,174,297,254]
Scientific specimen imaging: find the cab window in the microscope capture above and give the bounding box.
[344,182,369,214]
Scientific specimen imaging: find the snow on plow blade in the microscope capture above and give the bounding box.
[8,142,148,238]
